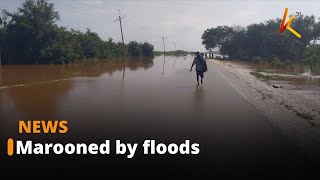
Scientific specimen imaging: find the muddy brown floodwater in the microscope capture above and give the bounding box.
[0,56,319,178]
[0,56,193,137]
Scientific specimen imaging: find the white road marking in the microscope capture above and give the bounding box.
[217,71,251,103]
[0,78,74,90]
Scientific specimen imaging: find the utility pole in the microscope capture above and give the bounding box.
[0,17,2,69]
[114,10,127,78]
[173,42,177,51]
[0,48,2,87]
[0,47,2,69]
[0,47,3,86]
[173,42,177,56]
[181,44,186,58]
[161,36,167,74]
[161,37,167,55]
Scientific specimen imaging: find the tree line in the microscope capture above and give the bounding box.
[0,0,154,65]
[202,15,320,74]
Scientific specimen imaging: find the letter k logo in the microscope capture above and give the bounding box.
[280,8,301,38]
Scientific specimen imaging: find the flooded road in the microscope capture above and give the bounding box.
[0,56,318,177]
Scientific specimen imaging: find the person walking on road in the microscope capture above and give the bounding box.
[190,52,207,86]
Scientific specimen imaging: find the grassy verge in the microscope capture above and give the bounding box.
[250,70,271,81]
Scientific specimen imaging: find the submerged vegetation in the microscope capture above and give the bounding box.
[250,71,271,81]
[202,16,320,75]
[0,0,154,65]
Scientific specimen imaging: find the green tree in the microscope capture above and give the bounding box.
[75,29,105,59]
[103,38,122,58]
[220,27,247,60]
[303,45,320,74]
[1,0,154,64]
[141,42,154,56]
[202,15,320,73]
[4,0,59,64]
[202,26,234,58]
[127,41,141,56]
[42,27,81,64]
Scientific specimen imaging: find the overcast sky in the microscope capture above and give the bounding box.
[1,0,320,51]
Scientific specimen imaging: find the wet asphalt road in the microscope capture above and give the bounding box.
[0,56,318,178]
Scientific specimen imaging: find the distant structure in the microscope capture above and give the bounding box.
[204,50,214,59]
[204,51,229,59]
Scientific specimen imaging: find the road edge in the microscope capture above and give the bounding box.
[211,59,320,165]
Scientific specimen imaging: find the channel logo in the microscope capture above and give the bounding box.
[280,7,302,38]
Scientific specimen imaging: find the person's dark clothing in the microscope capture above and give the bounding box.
[192,56,207,71]
[191,55,207,85]
[196,70,204,84]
